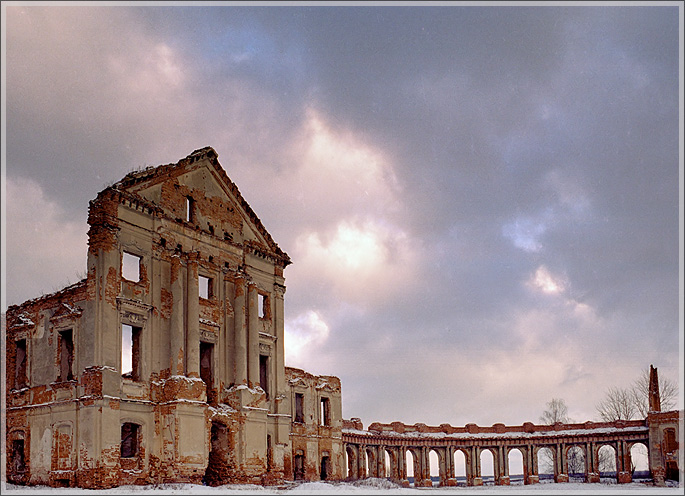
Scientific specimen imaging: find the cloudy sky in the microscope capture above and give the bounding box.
[2,3,682,429]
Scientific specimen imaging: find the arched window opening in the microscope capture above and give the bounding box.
[454,449,467,485]
[405,450,415,485]
[508,448,524,485]
[567,446,586,482]
[480,449,494,485]
[598,445,616,482]
[429,449,440,484]
[630,443,649,480]
[537,447,555,481]
[384,450,392,479]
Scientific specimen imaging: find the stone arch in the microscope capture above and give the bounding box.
[453,448,468,484]
[204,421,231,486]
[480,448,495,484]
[365,446,377,478]
[384,448,395,480]
[629,442,649,478]
[405,448,419,484]
[507,447,524,484]
[536,446,555,481]
[597,443,617,479]
[566,445,586,481]
[345,445,358,480]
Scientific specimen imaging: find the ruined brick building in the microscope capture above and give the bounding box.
[4,147,681,488]
[4,147,343,487]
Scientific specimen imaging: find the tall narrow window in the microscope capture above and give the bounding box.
[259,354,269,399]
[258,293,268,319]
[58,330,74,381]
[320,397,331,426]
[294,452,305,481]
[320,455,330,480]
[295,393,305,423]
[186,196,195,223]
[12,439,26,472]
[199,275,213,299]
[200,341,214,403]
[122,252,141,282]
[121,423,139,458]
[122,324,141,381]
[15,339,27,389]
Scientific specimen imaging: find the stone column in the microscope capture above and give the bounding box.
[273,282,287,412]
[233,275,248,385]
[472,446,482,486]
[247,282,259,387]
[185,253,200,377]
[169,255,185,375]
[617,441,633,484]
[223,275,235,386]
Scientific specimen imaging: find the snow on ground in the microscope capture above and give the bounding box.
[2,479,682,495]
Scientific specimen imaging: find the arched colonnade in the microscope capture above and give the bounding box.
[343,420,650,487]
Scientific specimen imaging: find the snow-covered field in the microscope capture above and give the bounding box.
[2,478,682,495]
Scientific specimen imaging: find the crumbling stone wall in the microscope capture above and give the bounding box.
[286,367,344,482]
[5,147,343,488]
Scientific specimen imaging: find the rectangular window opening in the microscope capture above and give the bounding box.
[199,275,213,299]
[258,293,268,318]
[121,423,139,458]
[320,397,331,426]
[58,329,74,381]
[15,339,27,389]
[122,324,141,381]
[200,341,214,403]
[122,252,141,282]
[186,197,194,223]
[295,393,305,423]
[12,439,26,472]
[259,354,269,399]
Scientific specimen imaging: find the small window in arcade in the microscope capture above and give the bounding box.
[259,354,269,399]
[258,293,268,319]
[199,275,214,299]
[120,423,140,458]
[122,252,141,282]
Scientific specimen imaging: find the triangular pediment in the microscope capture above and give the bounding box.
[113,147,290,266]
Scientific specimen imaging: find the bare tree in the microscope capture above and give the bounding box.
[632,368,677,417]
[596,368,678,422]
[539,399,570,475]
[539,398,570,424]
[596,387,637,422]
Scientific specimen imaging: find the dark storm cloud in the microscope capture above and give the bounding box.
[3,4,680,426]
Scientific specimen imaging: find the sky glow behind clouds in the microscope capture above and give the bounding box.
[2,3,682,429]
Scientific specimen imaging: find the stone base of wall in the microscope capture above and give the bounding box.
[617,471,632,484]
[526,475,539,484]
[555,473,569,483]
[586,472,600,483]
[498,475,510,485]
[472,477,483,486]
[444,477,458,486]
[415,478,433,487]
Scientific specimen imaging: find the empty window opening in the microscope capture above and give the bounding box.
[12,439,26,472]
[320,455,330,480]
[295,393,305,423]
[186,197,195,223]
[259,354,269,399]
[200,341,214,403]
[120,423,139,458]
[258,293,268,318]
[121,324,141,381]
[15,339,27,389]
[199,275,213,299]
[58,330,74,381]
[320,397,331,426]
[122,252,141,282]
[294,452,305,481]
[664,428,678,452]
